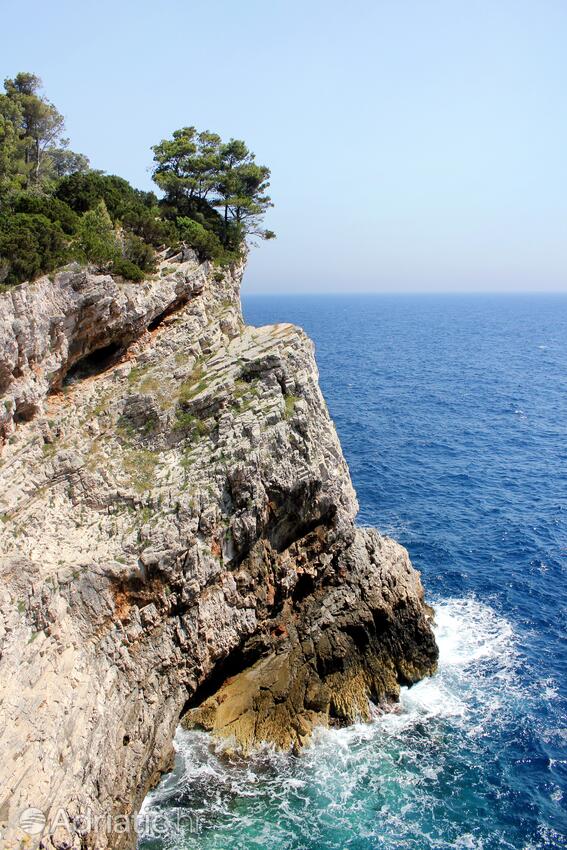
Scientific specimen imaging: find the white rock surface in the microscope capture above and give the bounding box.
[0,257,437,849]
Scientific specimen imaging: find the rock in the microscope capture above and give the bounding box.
[183,527,437,754]
[0,255,437,849]
[0,252,242,440]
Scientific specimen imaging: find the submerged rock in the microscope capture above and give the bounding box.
[0,253,437,849]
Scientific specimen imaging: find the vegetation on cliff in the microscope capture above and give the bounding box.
[0,72,274,288]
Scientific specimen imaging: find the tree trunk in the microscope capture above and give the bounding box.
[34,137,40,183]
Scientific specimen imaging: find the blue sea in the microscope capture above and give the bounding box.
[139,295,567,850]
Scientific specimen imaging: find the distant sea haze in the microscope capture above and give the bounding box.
[140,294,567,850]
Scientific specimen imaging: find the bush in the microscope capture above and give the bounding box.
[55,172,112,214]
[121,205,177,247]
[12,192,79,235]
[124,233,156,273]
[57,174,172,268]
[176,216,223,261]
[0,213,67,285]
[111,257,145,282]
[56,172,157,220]
[73,200,119,267]
[161,195,234,245]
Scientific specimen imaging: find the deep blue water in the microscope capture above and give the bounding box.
[140,295,567,850]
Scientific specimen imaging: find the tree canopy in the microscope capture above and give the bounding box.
[0,73,89,196]
[152,127,274,247]
[0,73,274,289]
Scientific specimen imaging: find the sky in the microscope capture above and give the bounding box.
[1,0,566,294]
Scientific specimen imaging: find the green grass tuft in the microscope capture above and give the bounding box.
[284,394,301,420]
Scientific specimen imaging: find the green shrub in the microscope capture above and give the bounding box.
[214,249,242,268]
[176,216,223,261]
[111,257,145,282]
[55,172,112,214]
[73,200,119,266]
[121,205,177,247]
[124,233,156,273]
[12,192,79,234]
[174,409,209,438]
[56,172,156,219]
[0,212,67,285]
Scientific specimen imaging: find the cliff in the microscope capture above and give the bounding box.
[0,253,437,849]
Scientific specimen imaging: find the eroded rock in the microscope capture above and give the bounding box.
[0,255,437,849]
[183,526,436,753]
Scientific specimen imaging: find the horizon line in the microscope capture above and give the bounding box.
[242,289,567,297]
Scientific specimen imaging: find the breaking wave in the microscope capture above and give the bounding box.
[139,598,565,850]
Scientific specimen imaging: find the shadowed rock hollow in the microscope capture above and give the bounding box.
[0,252,437,849]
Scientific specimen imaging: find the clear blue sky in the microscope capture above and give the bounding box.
[2,0,566,293]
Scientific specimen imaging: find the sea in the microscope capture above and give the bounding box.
[139,294,567,850]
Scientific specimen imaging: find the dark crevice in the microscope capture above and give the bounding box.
[56,292,199,390]
[316,647,347,680]
[63,341,124,385]
[269,506,336,554]
[13,401,37,423]
[226,507,336,578]
[147,293,193,331]
[292,571,316,604]
[345,622,371,650]
[372,608,391,636]
[328,699,342,722]
[396,669,415,688]
[147,310,171,332]
[224,547,250,571]
[180,638,265,717]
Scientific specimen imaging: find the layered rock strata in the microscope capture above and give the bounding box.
[0,253,437,849]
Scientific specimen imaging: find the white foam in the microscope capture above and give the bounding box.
[139,597,536,849]
[370,597,518,732]
[433,597,515,668]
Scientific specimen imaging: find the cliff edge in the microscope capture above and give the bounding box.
[0,253,437,849]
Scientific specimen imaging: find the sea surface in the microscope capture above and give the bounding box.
[139,294,567,850]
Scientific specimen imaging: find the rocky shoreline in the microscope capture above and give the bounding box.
[0,253,437,849]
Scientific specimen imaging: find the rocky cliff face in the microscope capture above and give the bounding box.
[0,254,437,849]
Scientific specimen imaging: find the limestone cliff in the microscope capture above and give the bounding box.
[0,252,437,849]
